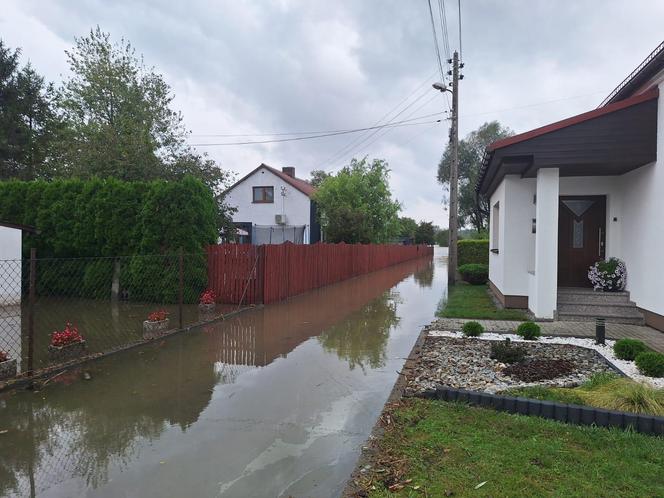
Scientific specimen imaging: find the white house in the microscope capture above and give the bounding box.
[477,41,664,331]
[225,164,321,244]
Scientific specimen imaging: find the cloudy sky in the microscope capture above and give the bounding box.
[2,1,663,227]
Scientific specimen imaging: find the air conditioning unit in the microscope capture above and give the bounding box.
[275,214,287,225]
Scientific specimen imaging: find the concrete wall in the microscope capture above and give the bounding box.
[225,166,312,242]
[619,81,664,319]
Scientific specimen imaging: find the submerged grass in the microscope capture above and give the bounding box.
[359,398,664,498]
[437,284,527,321]
[505,372,664,416]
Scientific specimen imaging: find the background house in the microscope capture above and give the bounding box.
[225,164,321,244]
[477,41,664,331]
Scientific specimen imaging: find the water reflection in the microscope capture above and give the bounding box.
[0,256,436,497]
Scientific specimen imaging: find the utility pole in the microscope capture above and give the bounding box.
[448,50,460,286]
[432,51,462,286]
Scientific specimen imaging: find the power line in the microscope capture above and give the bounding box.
[438,0,451,61]
[188,117,443,146]
[320,70,437,167]
[427,0,445,80]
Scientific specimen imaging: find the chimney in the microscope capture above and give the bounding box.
[282,167,295,178]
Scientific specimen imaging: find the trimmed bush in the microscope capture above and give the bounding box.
[457,239,489,267]
[490,338,526,364]
[613,338,649,361]
[635,351,664,378]
[516,321,541,340]
[458,263,489,285]
[462,321,484,337]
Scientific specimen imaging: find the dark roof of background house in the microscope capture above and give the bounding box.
[225,163,317,198]
[0,221,39,233]
[600,40,664,107]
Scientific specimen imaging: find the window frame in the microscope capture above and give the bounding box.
[252,186,274,204]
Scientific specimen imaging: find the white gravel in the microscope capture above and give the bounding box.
[428,330,664,389]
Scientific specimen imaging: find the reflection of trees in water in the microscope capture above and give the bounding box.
[413,260,434,288]
[317,291,401,372]
[0,340,224,497]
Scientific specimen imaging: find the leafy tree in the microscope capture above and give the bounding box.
[309,169,330,187]
[399,216,418,241]
[314,158,401,243]
[54,27,235,234]
[0,41,58,180]
[434,227,449,247]
[414,221,434,245]
[437,121,513,233]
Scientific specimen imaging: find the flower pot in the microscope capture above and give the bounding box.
[48,340,87,363]
[0,358,17,381]
[198,303,216,312]
[143,318,170,340]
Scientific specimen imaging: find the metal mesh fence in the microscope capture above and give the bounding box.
[252,224,305,245]
[0,252,242,384]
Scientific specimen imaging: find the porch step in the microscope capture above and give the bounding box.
[556,288,645,325]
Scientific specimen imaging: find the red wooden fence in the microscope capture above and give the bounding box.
[207,243,432,305]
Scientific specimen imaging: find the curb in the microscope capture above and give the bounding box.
[419,386,664,436]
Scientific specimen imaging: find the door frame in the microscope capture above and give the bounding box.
[557,195,607,287]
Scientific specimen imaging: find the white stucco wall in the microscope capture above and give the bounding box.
[0,226,22,305]
[225,167,312,242]
[488,180,506,291]
[619,83,664,317]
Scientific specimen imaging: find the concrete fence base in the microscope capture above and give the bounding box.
[419,387,664,436]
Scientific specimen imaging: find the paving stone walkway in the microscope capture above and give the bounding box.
[430,318,664,353]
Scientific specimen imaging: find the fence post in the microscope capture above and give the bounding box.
[27,248,36,377]
[178,248,184,330]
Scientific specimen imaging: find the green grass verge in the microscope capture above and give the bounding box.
[437,284,527,320]
[360,398,664,497]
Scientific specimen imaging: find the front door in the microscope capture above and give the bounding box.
[558,196,606,287]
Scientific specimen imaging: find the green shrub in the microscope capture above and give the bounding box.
[613,338,649,361]
[490,338,526,364]
[457,239,489,267]
[581,371,620,389]
[516,321,541,340]
[635,352,664,378]
[458,263,489,285]
[462,321,484,337]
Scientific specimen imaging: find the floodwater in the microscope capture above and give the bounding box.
[0,248,448,498]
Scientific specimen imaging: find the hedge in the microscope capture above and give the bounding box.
[0,176,218,257]
[457,239,489,267]
[0,177,218,303]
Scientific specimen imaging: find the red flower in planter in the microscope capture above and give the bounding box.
[199,289,216,305]
[51,323,84,347]
[147,310,169,322]
[0,351,9,362]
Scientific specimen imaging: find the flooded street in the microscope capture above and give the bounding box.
[0,249,447,498]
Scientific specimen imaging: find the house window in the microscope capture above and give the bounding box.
[252,186,274,203]
[491,202,500,251]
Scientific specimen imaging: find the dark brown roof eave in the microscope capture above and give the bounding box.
[0,221,39,234]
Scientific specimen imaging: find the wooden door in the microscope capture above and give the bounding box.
[557,196,606,287]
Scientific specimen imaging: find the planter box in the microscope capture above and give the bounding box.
[48,340,86,363]
[143,318,170,339]
[0,358,17,380]
[198,303,216,312]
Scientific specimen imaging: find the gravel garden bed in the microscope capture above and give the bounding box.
[405,335,616,395]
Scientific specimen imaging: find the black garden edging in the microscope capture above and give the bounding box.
[419,387,664,436]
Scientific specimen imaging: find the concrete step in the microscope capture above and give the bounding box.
[557,288,632,305]
[556,302,639,314]
[556,310,645,325]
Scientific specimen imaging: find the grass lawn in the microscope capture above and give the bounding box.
[437,284,527,320]
[358,398,664,497]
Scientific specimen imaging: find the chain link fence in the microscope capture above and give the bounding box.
[0,251,243,384]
